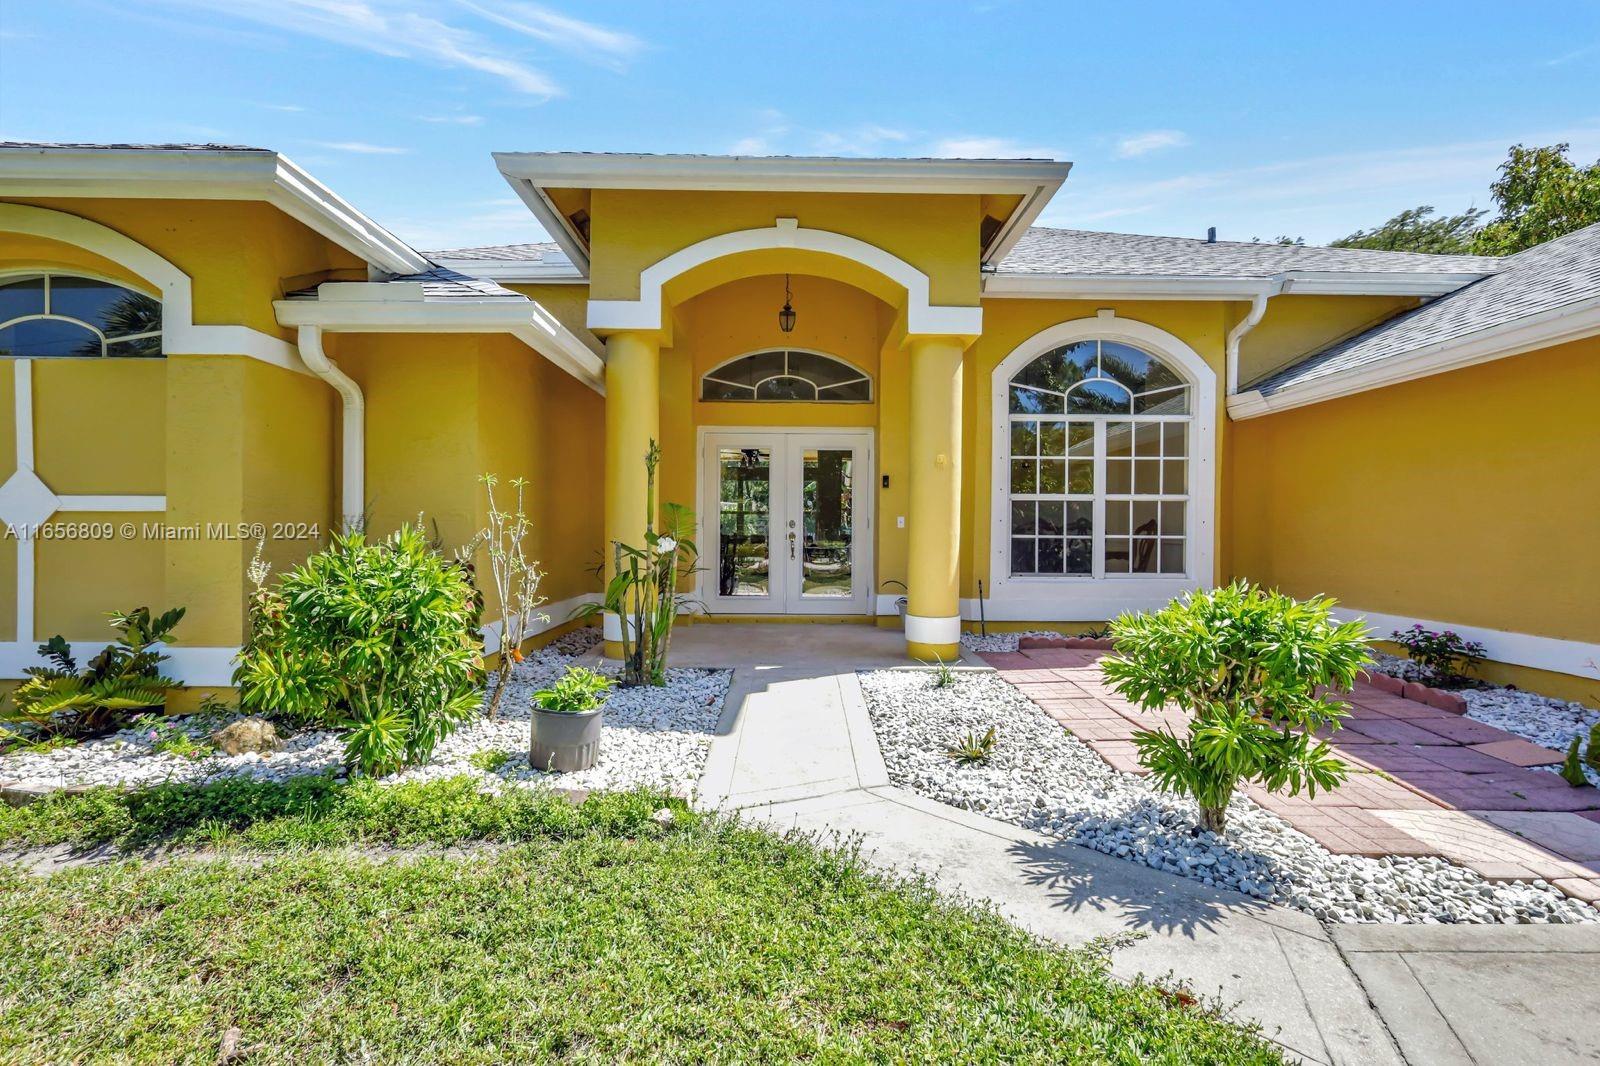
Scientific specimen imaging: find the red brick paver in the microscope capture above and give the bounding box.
[980,646,1600,909]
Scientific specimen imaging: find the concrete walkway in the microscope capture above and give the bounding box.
[682,622,1600,1065]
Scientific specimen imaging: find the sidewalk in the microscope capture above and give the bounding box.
[683,622,1600,1066]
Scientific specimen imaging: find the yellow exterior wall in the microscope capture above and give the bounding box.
[1230,336,1600,698]
[1239,294,1422,387]
[587,190,983,307]
[335,333,605,622]
[6,198,366,339]
[504,282,604,361]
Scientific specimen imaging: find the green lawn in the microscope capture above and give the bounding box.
[0,779,1282,1063]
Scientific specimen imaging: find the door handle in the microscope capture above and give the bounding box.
[788,531,796,559]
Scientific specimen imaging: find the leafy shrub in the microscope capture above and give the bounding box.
[532,666,615,714]
[1388,624,1486,687]
[132,713,214,760]
[1,607,184,742]
[1102,582,1370,834]
[234,526,485,776]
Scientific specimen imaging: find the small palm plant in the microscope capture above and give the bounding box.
[576,439,700,687]
[945,726,997,765]
[2,607,185,740]
[1101,582,1370,835]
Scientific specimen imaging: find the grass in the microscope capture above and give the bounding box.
[0,778,1282,1063]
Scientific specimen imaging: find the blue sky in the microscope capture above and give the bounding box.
[2,0,1597,252]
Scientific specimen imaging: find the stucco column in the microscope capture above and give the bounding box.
[905,334,964,660]
[602,330,661,659]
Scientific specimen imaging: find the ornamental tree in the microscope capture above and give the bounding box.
[1101,581,1371,835]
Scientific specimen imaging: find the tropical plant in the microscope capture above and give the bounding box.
[132,713,214,760]
[532,666,615,715]
[945,726,997,765]
[1102,582,1370,835]
[1,607,185,742]
[1586,723,1600,776]
[1389,624,1486,687]
[575,439,700,687]
[1561,736,1590,787]
[234,525,484,776]
[470,474,547,716]
[926,657,957,689]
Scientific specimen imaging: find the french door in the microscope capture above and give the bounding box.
[699,429,872,615]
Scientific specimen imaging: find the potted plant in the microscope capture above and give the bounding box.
[530,665,615,771]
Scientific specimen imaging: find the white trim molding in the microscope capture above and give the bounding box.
[905,613,960,646]
[1229,299,1600,419]
[1334,607,1600,683]
[481,593,600,654]
[0,642,239,685]
[586,219,983,337]
[0,202,304,372]
[0,144,427,275]
[986,314,1218,620]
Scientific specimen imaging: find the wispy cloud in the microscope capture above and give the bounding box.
[258,102,306,113]
[813,124,910,156]
[420,113,486,126]
[929,135,1065,159]
[727,108,791,155]
[1115,129,1189,158]
[453,0,643,69]
[1544,43,1597,67]
[313,140,411,155]
[157,0,587,97]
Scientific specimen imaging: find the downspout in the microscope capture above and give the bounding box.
[1225,277,1286,395]
[296,325,364,530]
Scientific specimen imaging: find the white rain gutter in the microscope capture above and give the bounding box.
[295,325,364,529]
[1224,277,1286,395]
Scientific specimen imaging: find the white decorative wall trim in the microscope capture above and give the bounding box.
[0,359,167,644]
[0,642,239,686]
[587,218,983,337]
[1333,607,1600,682]
[986,314,1218,617]
[0,203,304,372]
[480,593,600,654]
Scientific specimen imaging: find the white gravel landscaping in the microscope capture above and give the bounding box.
[861,669,1599,925]
[0,645,729,799]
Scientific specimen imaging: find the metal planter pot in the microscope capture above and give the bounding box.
[530,706,603,772]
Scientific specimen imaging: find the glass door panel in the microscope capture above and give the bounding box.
[715,446,774,600]
[800,448,853,599]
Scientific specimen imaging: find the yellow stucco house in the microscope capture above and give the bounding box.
[1,142,1596,700]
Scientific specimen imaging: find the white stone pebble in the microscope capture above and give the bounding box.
[0,646,729,798]
[861,669,1599,925]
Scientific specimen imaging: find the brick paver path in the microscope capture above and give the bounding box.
[980,644,1600,907]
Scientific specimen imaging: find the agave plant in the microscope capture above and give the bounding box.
[2,607,185,740]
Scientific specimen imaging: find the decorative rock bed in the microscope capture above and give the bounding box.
[0,643,729,800]
[862,669,1599,924]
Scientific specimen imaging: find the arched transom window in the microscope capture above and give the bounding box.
[1006,339,1191,578]
[0,274,163,358]
[702,349,871,403]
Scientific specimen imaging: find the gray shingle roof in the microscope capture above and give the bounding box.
[997,227,1502,277]
[0,140,270,153]
[427,242,562,262]
[1252,222,1600,395]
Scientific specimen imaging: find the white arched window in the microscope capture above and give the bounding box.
[991,317,1215,618]
[701,349,871,402]
[0,273,163,358]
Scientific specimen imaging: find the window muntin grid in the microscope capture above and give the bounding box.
[701,349,871,403]
[0,274,163,358]
[1006,340,1190,579]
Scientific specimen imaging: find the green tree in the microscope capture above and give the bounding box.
[1472,143,1600,255]
[1331,205,1486,254]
